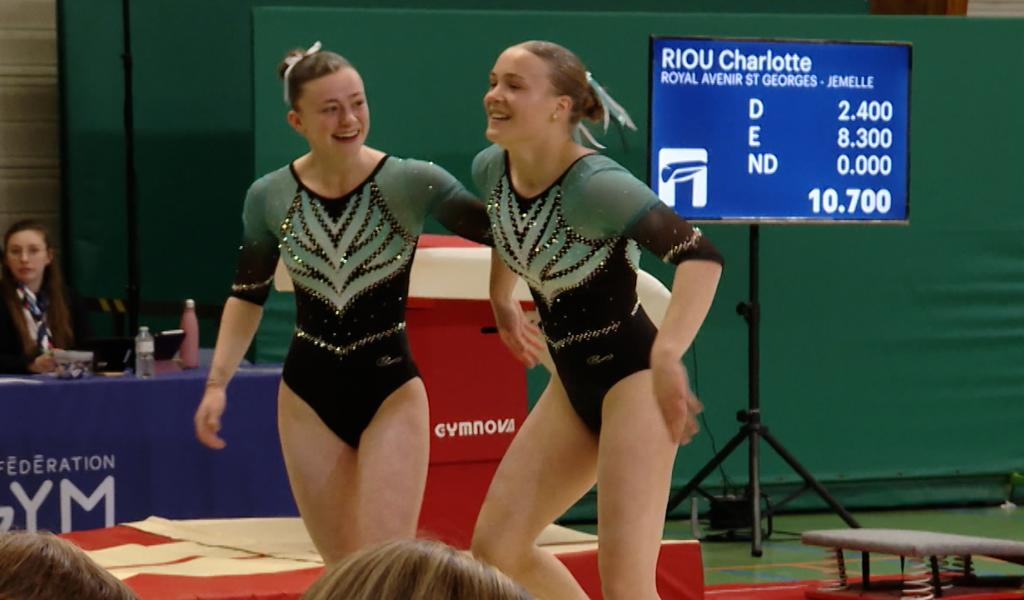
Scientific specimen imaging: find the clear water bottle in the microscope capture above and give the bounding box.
[135,325,155,378]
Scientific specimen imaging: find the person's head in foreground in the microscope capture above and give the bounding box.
[301,537,533,600]
[0,530,140,600]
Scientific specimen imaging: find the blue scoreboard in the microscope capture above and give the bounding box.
[649,37,911,222]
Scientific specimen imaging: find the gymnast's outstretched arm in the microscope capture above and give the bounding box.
[194,298,263,449]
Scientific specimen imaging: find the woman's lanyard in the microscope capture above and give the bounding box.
[17,284,53,355]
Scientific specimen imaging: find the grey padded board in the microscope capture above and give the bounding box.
[803,529,1024,565]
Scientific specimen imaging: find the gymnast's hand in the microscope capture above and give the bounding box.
[491,298,546,368]
[651,352,702,445]
[194,386,228,449]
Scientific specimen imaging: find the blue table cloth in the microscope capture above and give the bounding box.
[0,367,297,532]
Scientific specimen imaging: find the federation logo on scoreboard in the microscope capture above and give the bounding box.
[657,148,708,208]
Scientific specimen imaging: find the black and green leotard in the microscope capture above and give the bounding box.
[473,145,723,433]
[231,155,490,447]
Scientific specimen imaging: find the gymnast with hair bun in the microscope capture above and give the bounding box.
[469,40,724,599]
[193,42,491,564]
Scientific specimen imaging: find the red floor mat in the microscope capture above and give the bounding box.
[705,581,816,599]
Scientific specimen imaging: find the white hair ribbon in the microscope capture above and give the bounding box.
[575,122,606,149]
[587,71,637,131]
[283,41,323,104]
[576,71,637,149]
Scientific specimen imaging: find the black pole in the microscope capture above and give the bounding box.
[746,225,763,556]
[667,224,859,556]
[121,0,139,335]
[748,225,759,413]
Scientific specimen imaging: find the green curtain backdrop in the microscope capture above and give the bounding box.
[57,0,867,341]
[251,9,1024,519]
[61,1,1024,518]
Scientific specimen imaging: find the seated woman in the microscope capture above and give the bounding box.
[0,220,92,374]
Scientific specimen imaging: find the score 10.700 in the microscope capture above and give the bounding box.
[808,187,893,216]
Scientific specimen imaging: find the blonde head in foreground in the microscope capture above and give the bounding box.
[0,530,139,600]
[302,538,532,600]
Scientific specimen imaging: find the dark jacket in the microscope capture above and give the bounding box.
[0,288,93,374]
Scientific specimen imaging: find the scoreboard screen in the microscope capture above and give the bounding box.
[649,37,911,222]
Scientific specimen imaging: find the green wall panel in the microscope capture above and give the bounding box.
[58,0,866,345]
[251,10,1024,518]
[58,0,127,297]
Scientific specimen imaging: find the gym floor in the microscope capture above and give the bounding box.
[572,506,1024,587]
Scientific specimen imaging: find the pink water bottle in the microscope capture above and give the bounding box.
[180,298,200,369]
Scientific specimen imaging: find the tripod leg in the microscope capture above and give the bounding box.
[667,425,750,511]
[758,428,860,528]
[750,423,763,557]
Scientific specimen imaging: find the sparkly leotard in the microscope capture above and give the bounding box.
[473,145,723,433]
[231,156,490,447]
